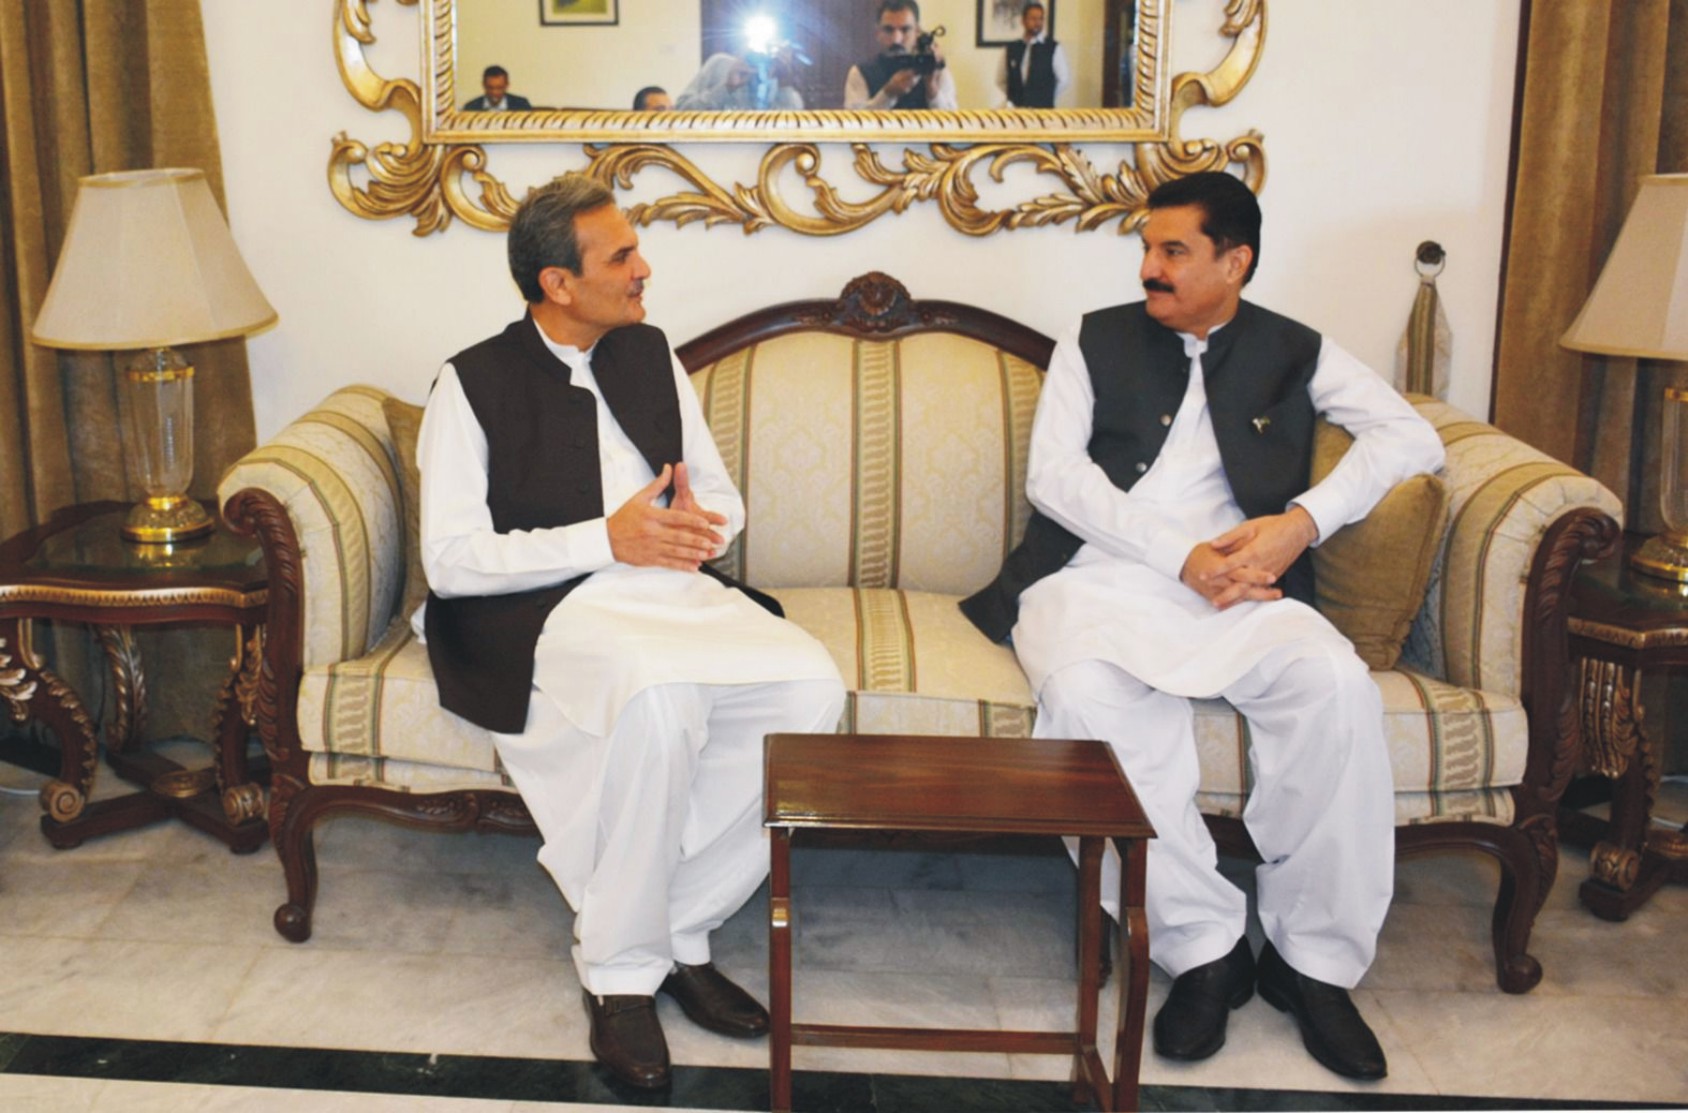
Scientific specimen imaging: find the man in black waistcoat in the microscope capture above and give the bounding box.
[414,176,844,1090]
[960,173,1444,1080]
[844,0,958,110]
[997,3,1069,109]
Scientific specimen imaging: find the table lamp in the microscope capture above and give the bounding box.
[31,168,276,543]
[1561,173,1688,581]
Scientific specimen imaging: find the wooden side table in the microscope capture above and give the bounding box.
[1564,532,1688,919]
[763,733,1154,1113]
[0,500,268,852]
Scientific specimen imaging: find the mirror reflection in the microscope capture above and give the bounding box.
[456,0,1134,116]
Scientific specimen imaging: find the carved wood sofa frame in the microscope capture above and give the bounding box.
[223,272,1619,995]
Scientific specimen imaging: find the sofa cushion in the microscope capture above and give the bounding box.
[691,332,1044,595]
[382,396,430,624]
[298,582,1529,829]
[1310,417,1450,670]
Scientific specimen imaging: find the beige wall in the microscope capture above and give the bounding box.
[201,1,1520,441]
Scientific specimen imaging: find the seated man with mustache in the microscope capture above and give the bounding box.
[962,172,1444,1081]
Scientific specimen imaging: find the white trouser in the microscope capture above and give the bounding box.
[1037,637,1394,989]
[493,678,846,996]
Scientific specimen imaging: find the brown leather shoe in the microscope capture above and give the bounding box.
[583,991,671,1089]
[658,962,770,1038]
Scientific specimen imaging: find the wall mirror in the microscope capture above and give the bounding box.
[332,0,1267,236]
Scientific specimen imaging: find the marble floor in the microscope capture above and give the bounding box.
[0,745,1684,1112]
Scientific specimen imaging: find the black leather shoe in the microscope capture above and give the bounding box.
[658,962,770,1038]
[1256,942,1387,1080]
[1153,937,1256,1061]
[583,991,671,1089]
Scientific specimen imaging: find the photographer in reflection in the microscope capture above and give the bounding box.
[845,0,957,111]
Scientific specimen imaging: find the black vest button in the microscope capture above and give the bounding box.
[1160,414,1173,426]
[576,482,591,493]
[1134,461,1148,474]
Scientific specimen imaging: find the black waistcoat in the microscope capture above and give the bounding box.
[959,301,1323,644]
[1006,39,1058,108]
[858,54,931,109]
[424,316,778,733]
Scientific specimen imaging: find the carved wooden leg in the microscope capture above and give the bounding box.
[92,624,147,754]
[3,618,99,838]
[1489,818,1550,993]
[215,623,266,828]
[1575,657,1672,919]
[271,781,321,943]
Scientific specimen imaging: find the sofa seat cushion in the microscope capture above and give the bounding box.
[298,587,1528,829]
[1192,667,1527,825]
[298,621,503,774]
[770,587,1038,738]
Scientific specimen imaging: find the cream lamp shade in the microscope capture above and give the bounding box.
[31,168,275,543]
[1561,173,1688,580]
[1562,173,1688,361]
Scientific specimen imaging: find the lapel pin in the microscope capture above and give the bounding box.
[1252,416,1271,434]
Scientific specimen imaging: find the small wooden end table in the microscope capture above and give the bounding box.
[0,500,268,852]
[763,732,1154,1113]
[1564,532,1688,919]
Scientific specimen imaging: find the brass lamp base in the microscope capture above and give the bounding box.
[122,495,214,544]
[1628,532,1688,582]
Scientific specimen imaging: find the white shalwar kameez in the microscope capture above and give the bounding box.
[1013,320,1444,989]
[413,324,845,996]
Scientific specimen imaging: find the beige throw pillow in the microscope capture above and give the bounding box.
[1309,417,1449,670]
[382,396,430,624]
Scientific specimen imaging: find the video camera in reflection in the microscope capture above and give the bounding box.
[882,25,946,76]
[743,14,811,110]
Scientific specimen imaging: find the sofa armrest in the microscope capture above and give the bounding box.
[217,386,407,674]
[1408,398,1623,698]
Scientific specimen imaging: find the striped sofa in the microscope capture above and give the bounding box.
[221,272,1620,993]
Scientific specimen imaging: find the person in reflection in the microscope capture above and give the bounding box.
[675,51,805,110]
[962,172,1445,1081]
[413,175,845,1091]
[996,2,1069,108]
[462,65,532,111]
[632,86,673,111]
[844,0,957,111]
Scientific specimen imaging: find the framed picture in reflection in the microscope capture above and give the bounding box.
[978,0,1055,47]
[540,0,619,27]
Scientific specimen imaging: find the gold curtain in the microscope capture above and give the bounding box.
[0,0,255,738]
[1493,0,1688,526]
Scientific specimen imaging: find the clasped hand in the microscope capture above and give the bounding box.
[607,462,725,572]
[1179,506,1318,611]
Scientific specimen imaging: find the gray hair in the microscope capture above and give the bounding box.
[507,175,616,303]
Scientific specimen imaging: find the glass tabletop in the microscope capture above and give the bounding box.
[13,504,264,584]
[1573,533,1688,627]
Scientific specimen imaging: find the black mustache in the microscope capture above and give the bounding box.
[1144,279,1175,293]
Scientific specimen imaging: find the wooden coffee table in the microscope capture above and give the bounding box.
[763,732,1154,1112]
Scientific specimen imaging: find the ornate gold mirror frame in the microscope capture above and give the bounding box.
[330,0,1266,237]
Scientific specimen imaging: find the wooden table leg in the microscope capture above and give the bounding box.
[1,618,99,834]
[215,622,266,825]
[1112,834,1149,1113]
[1574,657,1683,918]
[1074,835,1104,1106]
[770,826,794,1113]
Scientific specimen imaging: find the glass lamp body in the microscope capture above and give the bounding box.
[119,347,213,543]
